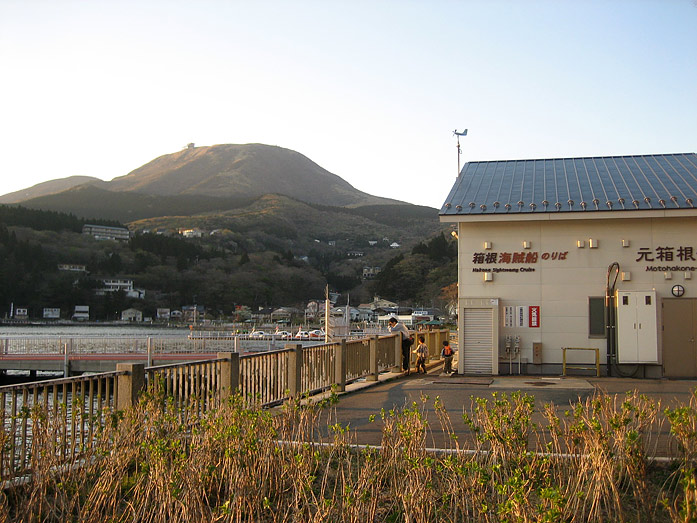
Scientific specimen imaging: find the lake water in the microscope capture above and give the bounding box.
[0,324,200,384]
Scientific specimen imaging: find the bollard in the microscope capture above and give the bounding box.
[116,363,146,410]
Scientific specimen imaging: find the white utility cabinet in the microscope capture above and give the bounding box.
[615,290,659,363]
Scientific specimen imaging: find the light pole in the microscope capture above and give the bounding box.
[453,129,467,177]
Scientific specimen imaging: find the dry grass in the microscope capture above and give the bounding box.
[2,387,697,522]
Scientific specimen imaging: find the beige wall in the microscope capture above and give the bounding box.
[456,215,696,367]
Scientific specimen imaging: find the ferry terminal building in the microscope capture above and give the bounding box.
[439,153,697,378]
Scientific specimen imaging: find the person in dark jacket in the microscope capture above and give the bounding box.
[441,339,455,374]
[388,317,412,374]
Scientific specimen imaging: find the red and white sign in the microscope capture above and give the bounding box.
[529,306,540,328]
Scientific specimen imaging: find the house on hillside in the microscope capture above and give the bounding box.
[96,278,145,299]
[251,307,273,323]
[58,264,87,273]
[180,228,203,238]
[441,152,697,378]
[82,224,130,241]
[362,266,381,279]
[271,307,302,323]
[121,308,143,322]
[43,308,61,320]
[359,296,398,311]
[72,305,90,321]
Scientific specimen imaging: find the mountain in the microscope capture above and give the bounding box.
[3,144,418,227]
[1,144,403,218]
[0,176,104,204]
[105,143,398,207]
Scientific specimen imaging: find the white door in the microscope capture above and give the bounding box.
[463,308,495,374]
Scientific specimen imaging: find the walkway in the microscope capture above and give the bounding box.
[320,362,697,457]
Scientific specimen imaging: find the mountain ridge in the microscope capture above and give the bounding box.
[1,144,401,209]
[0,176,105,204]
[106,143,399,207]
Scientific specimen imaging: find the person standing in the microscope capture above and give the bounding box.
[441,339,455,374]
[388,317,412,374]
[415,335,428,373]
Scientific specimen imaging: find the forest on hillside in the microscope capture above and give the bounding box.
[0,205,456,321]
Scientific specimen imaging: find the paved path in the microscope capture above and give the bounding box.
[321,362,697,457]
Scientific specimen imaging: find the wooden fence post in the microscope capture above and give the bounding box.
[147,337,153,367]
[367,335,379,381]
[286,344,303,398]
[63,342,71,377]
[116,363,145,410]
[217,352,240,401]
[334,339,346,392]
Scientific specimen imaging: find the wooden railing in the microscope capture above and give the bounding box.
[145,357,232,415]
[0,371,123,480]
[0,330,449,482]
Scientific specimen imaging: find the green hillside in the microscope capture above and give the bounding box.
[128,194,444,252]
[15,185,256,222]
[0,202,454,319]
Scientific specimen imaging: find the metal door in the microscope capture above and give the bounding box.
[663,298,697,378]
[463,308,494,374]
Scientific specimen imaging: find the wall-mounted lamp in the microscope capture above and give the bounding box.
[685,272,693,280]
[451,230,458,239]
[589,239,598,248]
[484,272,494,282]
[621,239,630,247]
[621,272,631,281]
[522,240,531,249]
[664,272,673,280]
[577,240,585,248]
[484,241,492,250]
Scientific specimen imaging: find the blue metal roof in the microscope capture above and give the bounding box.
[440,153,697,216]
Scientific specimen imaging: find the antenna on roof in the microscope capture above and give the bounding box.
[453,129,467,177]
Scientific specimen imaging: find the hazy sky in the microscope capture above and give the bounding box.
[1,0,695,209]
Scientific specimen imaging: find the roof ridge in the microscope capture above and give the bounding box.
[465,152,695,165]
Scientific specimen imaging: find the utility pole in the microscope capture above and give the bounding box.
[453,129,467,177]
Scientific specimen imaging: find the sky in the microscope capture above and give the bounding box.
[1,0,696,210]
